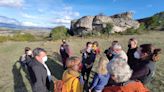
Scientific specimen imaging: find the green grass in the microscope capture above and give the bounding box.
[0,31,164,92]
[0,33,36,43]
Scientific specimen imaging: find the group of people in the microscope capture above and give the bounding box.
[19,37,161,92]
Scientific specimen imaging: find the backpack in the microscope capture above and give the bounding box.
[54,77,77,92]
[54,80,66,92]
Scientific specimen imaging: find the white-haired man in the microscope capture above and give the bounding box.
[103,58,149,92]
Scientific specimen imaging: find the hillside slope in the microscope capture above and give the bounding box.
[138,11,164,30]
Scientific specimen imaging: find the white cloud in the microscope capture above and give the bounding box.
[20,12,48,23]
[38,8,45,13]
[52,19,70,24]
[50,6,80,27]
[28,4,81,27]
[0,15,21,25]
[0,0,24,8]
[21,13,37,19]
[0,1,80,28]
[0,15,40,27]
[21,21,38,27]
[74,12,80,17]
[51,16,71,24]
[51,10,80,18]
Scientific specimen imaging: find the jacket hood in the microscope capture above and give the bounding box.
[62,69,80,81]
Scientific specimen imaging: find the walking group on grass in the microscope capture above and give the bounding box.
[19,37,162,92]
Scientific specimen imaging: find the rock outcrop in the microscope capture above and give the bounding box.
[70,12,140,35]
[71,16,94,35]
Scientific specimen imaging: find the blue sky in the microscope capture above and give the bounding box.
[0,0,163,28]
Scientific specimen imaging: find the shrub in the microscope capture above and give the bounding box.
[138,23,146,31]
[49,26,69,40]
[146,12,164,30]
[102,23,114,35]
[10,33,36,41]
[0,36,8,42]
[118,23,149,35]
[117,28,139,35]
[0,33,36,42]
[92,31,101,36]
[147,16,159,29]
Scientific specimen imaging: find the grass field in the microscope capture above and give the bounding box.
[0,31,164,92]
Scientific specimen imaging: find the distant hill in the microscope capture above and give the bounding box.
[0,23,24,29]
[0,15,52,32]
[0,22,52,31]
[138,11,164,30]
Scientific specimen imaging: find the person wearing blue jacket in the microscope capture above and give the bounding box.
[89,56,110,92]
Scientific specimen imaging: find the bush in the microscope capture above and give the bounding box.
[0,36,8,42]
[102,23,113,35]
[146,12,164,30]
[10,33,36,41]
[118,23,148,35]
[138,23,146,31]
[49,26,69,40]
[117,28,139,35]
[147,16,159,29]
[0,33,36,42]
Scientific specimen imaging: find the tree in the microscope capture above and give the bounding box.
[102,23,113,36]
[49,26,69,40]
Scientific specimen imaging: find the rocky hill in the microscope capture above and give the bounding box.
[70,12,140,36]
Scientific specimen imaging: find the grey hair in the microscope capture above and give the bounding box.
[107,58,132,83]
[113,43,122,50]
[33,48,46,57]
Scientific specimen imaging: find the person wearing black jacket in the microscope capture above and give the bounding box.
[60,39,72,69]
[19,47,33,68]
[131,44,161,84]
[127,38,139,70]
[104,41,118,61]
[81,42,96,85]
[28,48,51,92]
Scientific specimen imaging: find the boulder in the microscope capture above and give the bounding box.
[73,16,94,29]
[70,11,140,35]
[112,26,127,33]
[71,16,94,35]
[93,16,113,24]
[111,11,133,19]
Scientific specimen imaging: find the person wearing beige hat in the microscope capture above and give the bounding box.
[112,43,128,62]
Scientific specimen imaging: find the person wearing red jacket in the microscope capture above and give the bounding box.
[103,58,149,92]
